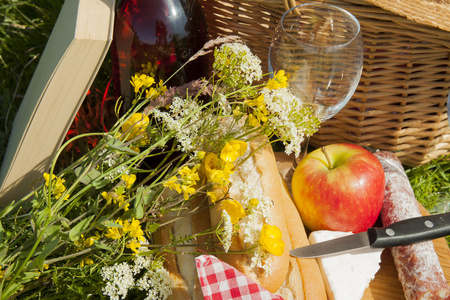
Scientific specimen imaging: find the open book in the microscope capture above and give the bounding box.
[0,0,115,205]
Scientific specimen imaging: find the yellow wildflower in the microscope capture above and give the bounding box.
[220,140,247,162]
[260,224,285,256]
[245,94,265,110]
[145,87,159,99]
[248,114,260,127]
[130,74,155,93]
[220,199,246,224]
[126,239,142,255]
[122,113,150,141]
[75,234,97,250]
[44,173,68,199]
[141,61,157,77]
[207,191,218,203]
[197,151,206,160]
[80,257,94,267]
[274,70,288,87]
[248,198,259,208]
[181,185,196,200]
[163,176,182,193]
[203,153,234,187]
[105,227,123,240]
[178,165,200,186]
[122,174,137,189]
[123,218,145,241]
[157,79,167,93]
[266,70,288,90]
[101,191,113,205]
[43,264,49,270]
[204,153,219,173]
[116,194,130,211]
[105,219,124,240]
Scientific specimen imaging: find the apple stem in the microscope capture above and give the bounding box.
[321,146,333,169]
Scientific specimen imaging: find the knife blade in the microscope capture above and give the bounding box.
[290,211,450,258]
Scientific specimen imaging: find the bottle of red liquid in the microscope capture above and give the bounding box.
[111,0,208,111]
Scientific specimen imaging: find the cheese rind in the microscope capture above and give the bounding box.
[309,230,383,300]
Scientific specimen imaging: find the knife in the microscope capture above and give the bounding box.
[290,212,450,258]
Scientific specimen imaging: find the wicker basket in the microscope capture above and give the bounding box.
[200,0,450,166]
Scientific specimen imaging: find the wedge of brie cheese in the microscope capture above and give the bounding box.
[309,230,383,300]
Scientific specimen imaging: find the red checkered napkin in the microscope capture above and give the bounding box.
[195,254,284,300]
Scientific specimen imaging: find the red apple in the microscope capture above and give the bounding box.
[291,143,385,233]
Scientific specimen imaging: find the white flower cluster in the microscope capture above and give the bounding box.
[221,210,233,253]
[216,92,232,115]
[101,255,173,300]
[262,88,317,157]
[250,245,272,275]
[214,42,262,88]
[99,148,130,180]
[101,262,134,300]
[152,96,206,152]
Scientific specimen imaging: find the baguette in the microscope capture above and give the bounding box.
[207,135,327,299]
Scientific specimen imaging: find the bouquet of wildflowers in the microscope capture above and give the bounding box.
[0,36,319,299]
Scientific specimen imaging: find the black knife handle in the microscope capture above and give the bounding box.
[368,212,450,249]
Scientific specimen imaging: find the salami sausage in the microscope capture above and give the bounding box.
[374,151,450,300]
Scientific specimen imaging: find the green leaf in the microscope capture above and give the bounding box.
[1,282,23,300]
[74,167,102,185]
[42,224,61,243]
[102,220,123,228]
[92,179,109,189]
[106,139,139,155]
[94,240,113,251]
[146,223,159,234]
[0,201,15,219]
[0,247,8,266]
[69,215,95,242]
[134,204,144,219]
[33,237,60,270]
[134,190,144,219]
[142,189,157,206]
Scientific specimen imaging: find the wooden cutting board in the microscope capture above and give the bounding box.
[274,152,450,299]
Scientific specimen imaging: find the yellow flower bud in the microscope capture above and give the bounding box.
[260,224,285,256]
[220,199,246,224]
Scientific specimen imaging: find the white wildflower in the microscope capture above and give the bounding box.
[217,93,232,115]
[101,262,134,300]
[102,253,173,300]
[132,255,151,276]
[214,42,262,88]
[262,88,319,157]
[239,183,272,223]
[250,245,272,276]
[152,96,206,152]
[136,267,173,300]
[221,210,233,253]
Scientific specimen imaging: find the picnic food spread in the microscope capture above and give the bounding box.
[156,141,450,300]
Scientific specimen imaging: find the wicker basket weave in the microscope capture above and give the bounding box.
[200,0,450,166]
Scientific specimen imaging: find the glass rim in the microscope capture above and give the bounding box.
[280,2,362,49]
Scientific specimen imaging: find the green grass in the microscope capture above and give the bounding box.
[0,0,64,164]
[407,155,450,213]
